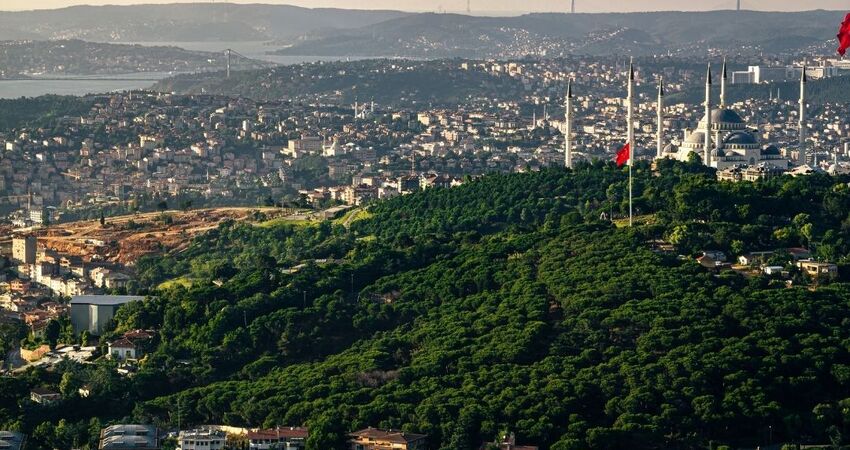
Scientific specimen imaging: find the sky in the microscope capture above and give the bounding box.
[2,0,849,13]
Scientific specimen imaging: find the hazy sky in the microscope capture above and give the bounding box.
[2,0,849,13]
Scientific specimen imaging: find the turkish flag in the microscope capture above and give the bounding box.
[838,12,850,56]
[615,143,630,167]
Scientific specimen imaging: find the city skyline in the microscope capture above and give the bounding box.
[2,0,849,13]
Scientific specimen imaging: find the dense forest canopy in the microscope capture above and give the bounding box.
[6,160,850,449]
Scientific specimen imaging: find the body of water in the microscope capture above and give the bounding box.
[0,41,360,99]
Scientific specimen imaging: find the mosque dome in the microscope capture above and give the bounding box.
[684,131,706,144]
[762,145,781,156]
[723,132,757,145]
[711,108,745,124]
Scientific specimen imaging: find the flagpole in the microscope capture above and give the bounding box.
[626,59,635,227]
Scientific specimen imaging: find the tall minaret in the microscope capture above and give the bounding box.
[704,63,713,166]
[720,58,728,108]
[799,65,808,165]
[565,78,573,169]
[656,77,664,159]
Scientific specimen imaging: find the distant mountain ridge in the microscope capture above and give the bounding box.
[0,5,842,57]
[0,4,410,42]
[274,9,842,57]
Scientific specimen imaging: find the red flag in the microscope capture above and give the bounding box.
[615,143,630,167]
[838,12,850,56]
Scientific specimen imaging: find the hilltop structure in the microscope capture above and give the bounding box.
[658,60,791,170]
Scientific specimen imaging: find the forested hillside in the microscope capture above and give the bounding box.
[6,161,850,449]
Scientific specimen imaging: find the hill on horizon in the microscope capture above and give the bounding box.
[275,9,844,57]
[0,5,843,58]
[0,3,410,42]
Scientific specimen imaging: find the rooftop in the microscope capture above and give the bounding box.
[99,424,158,450]
[248,427,308,440]
[71,295,146,306]
[0,431,25,450]
[348,428,427,445]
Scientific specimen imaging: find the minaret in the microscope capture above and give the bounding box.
[656,78,664,159]
[565,79,573,169]
[799,65,807,165]
[720,58,728,108]
[704,63,713,166]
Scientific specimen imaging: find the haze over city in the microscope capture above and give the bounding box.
[2,0,850,12]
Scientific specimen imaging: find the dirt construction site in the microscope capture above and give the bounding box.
[29,207,287,265]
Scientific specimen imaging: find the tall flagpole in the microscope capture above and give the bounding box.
[626,59,635,226]
[799,64,807,165]
[565,78,573,169]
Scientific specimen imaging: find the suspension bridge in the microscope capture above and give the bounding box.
[1,48,261,82]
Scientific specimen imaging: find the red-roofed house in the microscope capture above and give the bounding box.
[247,427,308,449]
[348,428,426,450]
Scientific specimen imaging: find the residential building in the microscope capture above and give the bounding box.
[70,295,146,335]
[30,387,60,405]
[108,338,137,361]
[285,137,322,158]
[347,428,427,450]
[798,261,839,281]
[11,236,37,265]
[248,427,308,450]
[177,428,226,450]
[99,425,160,450]
[481,432,538,450]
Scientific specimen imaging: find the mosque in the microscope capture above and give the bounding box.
[562,60,806,172]
[659,61,795,170]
